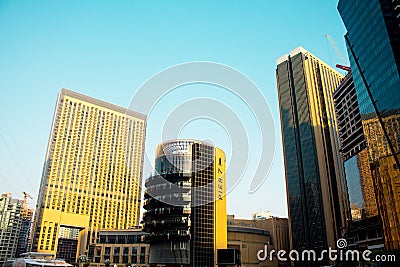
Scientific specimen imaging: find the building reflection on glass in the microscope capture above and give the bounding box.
[362,111,400,249]
[338,0,400,250]
[343,149,378,222]
[142,139,227,267]
[333,72,384,250]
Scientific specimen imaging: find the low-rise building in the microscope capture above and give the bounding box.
[89,228,149,267]
[84,215,288,267]
[227,215,290,267]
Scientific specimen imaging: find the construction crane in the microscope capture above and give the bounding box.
[336,64,351,72]
[325,34,351,72]
[22,191,33,217]
[22,191,33,207]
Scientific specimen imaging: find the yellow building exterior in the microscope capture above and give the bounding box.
[362,113,400,249]
[31,89,146,260]
[214,146,228,264]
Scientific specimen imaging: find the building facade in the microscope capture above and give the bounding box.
[276,47,348,265]
[332,72,366,162]
[0,193,33,264]
[338,0,400,249]
[227,222,275,267]
[31,89,146,260]
[142,139,227,267]
[16,194,34,258]
[56,227,80,263]
[333,72,384,250]
[89,228,149,267]
[227,215,289,267]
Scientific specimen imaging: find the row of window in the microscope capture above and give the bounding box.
[98,246,147,264]
[98,234,143,244]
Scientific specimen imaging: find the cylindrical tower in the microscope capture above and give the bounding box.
[142,139,227,267]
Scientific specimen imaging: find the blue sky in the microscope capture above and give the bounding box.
[0,0,347,218]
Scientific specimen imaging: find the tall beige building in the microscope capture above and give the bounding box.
[276,47,349,263]
[32,89,146,261]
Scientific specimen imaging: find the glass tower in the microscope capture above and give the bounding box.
[333,72,384,250]
[338,0,400,249]
[142,139,227,267]
[31,89,146,260]
[276,47,348,265]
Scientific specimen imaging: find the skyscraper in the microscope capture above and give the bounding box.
[31,89,146,260]
[276,47,348,264]
[142,139,227,267]
[333,72,383,250]
[0,193,33,264]
[338,0,400,249]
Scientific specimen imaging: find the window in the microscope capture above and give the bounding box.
[88,246,95,259]
[140,247,146,264]
[113,247,120,263]
[122,248,129,264]
[104,247,111,261]
[94,247,101,263]
[131,247,137,263]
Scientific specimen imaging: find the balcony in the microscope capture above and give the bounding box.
[146,184,191,197]
[142,231,190,243]
[145,173,191,187]
[143,218,190,232]
[142,207,191,221]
